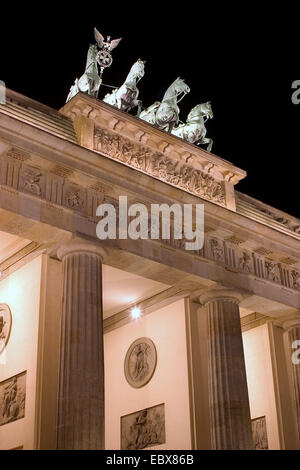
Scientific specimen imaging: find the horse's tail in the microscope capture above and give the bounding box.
[66,79,79,103]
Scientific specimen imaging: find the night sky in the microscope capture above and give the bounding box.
[1,7,298,218]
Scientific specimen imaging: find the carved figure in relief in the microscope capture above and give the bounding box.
[124,338,157,388]
[2,377,18,420]
[0,316,5,340]
[133,343,150,381]
[265,261,280,283]
[291,270,300,290]
[239,252,251,272]
[103,59,145,114]
[252,417,268,450]
[122,407,165,450]
[139,78,190,132]
[172,102,214,152]
[210,239,223,261]
[0,372,26,426]
[0,305,12,355]
[66,190,84,208]
[23,168,42,195]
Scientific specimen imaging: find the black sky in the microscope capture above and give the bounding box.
[1,6,299,218]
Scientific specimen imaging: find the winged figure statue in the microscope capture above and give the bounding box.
[94,27,122,52]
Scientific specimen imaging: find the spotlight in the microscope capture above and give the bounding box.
[131,307,141,320]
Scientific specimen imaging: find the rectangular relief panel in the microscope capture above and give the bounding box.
[0,371,26,426]
[121,403,166,450]
[251,416,268,450]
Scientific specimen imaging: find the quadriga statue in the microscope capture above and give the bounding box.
[172,102,213,152]
[103,59,145,115]
[66,44,101,102]
[139,77,190,133]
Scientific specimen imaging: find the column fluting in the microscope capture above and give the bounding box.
[200,289,254,450]
[57,241,106,450]
[281,313,300,439]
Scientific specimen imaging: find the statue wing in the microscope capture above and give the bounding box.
[94,27,104,48]
[110,37,122,51]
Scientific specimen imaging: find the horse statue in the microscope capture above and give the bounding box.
[172,102,213,152]
[103,59,145,114]
[66,44,101,102]
[139,77,190,132]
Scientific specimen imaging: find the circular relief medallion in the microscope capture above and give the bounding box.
[0,304,12,354]
[124,337,157,388]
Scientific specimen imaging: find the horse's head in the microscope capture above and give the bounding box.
[188,102,213,121]
[129,59,146,81]
[174,77,190,97]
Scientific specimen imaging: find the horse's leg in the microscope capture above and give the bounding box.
[200,137,213,152]
[129,100,142,116]
[136,100,143,117]
[207,138,213,152]
[88,79,94,96]
[168,122,175,134]
[96,82,101,99]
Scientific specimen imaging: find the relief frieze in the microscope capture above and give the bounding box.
[238,251,253,274]
[94,127,226,206]
[19,165,45,197]
[291,270,300,291]
[63,183,87,212]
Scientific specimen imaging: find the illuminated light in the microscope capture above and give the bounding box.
[131,307,141,320]
[0,271,2,279]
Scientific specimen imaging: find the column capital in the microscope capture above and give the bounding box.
[57,238,107,261]
[276,312,300,332]
[199,287,244,306]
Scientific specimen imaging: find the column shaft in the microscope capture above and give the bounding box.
[287,326,300,438]
[57,251,104,450]
[205,295,253,449]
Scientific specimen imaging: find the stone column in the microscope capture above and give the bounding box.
[57,240,106,450]
[199,289,253,450]
[281,313,300,439]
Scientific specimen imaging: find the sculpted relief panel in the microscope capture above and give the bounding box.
[0,372,26,426]
[291,270,300,291]
[121,404,165,450]
[19,166,45,197]
[0,304,12,354]
[238,251,254,274]
[209,238,225,263]
[251,416,268,450]
[94,127,226,206]
[265,261,281,284]
[124,338,157,389]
